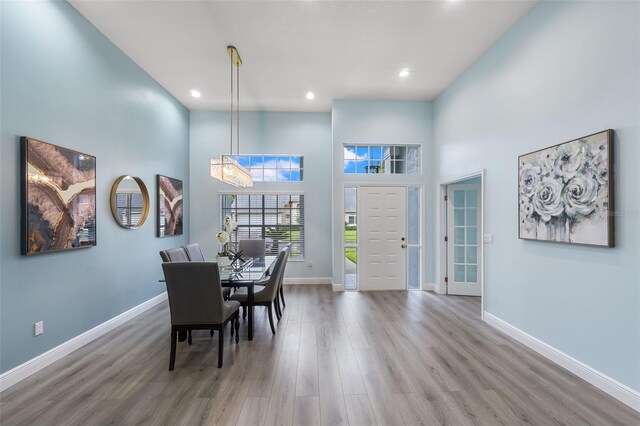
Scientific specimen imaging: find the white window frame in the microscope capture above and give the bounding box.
[219,191,305,261]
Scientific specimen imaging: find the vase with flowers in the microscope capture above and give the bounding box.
[216,215,237,267]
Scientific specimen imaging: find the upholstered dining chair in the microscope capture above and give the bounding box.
[161,262,240,369]
[239,239,266,258]
[273,245,290,320]
[159,247,189,262]
[182,243,205,261]
[229,249,287,335]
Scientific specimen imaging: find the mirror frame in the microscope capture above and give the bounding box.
[110,175,150,229]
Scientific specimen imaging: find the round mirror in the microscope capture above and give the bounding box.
[110,175,150,229]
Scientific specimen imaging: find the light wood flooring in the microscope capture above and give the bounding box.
[1,285,638,425]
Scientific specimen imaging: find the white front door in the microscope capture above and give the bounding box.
[359,186,407,291]
[447,184,481,296]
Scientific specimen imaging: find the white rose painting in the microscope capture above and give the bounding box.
[518,130,614,247]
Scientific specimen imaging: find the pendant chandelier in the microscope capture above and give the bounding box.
[210,46,253,188]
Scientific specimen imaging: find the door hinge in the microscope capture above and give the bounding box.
[444,276,449,283]
[444,195,448,201]
[444,236,448,242]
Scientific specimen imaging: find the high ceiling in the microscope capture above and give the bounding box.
[70,0,536,112]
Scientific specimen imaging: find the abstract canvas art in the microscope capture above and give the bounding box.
[518,130,614,247]
[157,175,183,237]
[21,137,97,255]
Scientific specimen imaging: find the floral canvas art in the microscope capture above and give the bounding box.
[518,130,614,247]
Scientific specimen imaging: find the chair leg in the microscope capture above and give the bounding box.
[267,305,276,335]
[218,326,224,368]
[235,315,240,344]
[280,285,286,308]
[274,296,281,321]
[242,306,247,320]
[169,326,177,371]
[188,329,192,345]
[210,329,214,337]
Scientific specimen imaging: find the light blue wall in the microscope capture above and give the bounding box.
[189,111,332,279]
[434,1,640,391]
[0,1,190,373]
[331,100,435,286]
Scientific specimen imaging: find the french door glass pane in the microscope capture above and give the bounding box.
[467,265,477,282]
[467,246,477,264]
[454,246,465,263]
[454,190,465,208]
[454,227,465,244]
[454,264,466,282]
[466,208,477,226]
[467,227,478,245]
[467,189,478,207]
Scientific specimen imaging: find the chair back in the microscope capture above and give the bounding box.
[278,246,290,287]
[161,262,226,325]
[182,243,205,261]
[239,239,265,258]
[159,247,189,262]
[259,249,287,300]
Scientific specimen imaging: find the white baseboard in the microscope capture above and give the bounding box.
[283,277,332,285]
[422,282,436,291]
[484,312,640,412]
[331,281,345,292]
[0,292,167,393]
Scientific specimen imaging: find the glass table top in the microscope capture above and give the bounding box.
[219,255,276,282]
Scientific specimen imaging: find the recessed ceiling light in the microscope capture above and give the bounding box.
[190,89,201,98]
[306,91,315,100]
[398,68,410,78]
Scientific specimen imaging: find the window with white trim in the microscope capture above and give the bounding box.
[343,145,420,174]
[220,193,304,260]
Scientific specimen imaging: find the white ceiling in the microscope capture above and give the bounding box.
[70,0,536,112]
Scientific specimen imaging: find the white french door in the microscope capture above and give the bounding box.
[446,184,481,296]
[359,186,407,291]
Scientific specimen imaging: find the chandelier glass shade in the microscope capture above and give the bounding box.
[210,155,253,188]
[210,46,253,187]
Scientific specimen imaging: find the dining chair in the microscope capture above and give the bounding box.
[229,249,287,335]
[279,243,292,309]
[160,246,226,342]
[182,243,205,261]
[159,247,189,262]
[239,239,266,258]
[161,262,241,369]
[273,245,290,320]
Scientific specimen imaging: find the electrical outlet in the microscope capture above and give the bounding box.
[306,262,313,270]
[34,321,44,336]
[483,234,494,244]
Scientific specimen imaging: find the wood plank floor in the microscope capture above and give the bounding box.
[1,285,638,425]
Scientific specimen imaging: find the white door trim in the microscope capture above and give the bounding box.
[437,169,485,320]
[341,183,424,292]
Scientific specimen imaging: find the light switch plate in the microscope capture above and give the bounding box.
[483,234,494,244]
[35,321,44,336]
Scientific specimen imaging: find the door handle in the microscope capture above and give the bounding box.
[401,244,407,248]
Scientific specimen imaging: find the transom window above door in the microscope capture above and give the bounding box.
[343,145,420,174]
[231,155,303,182]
